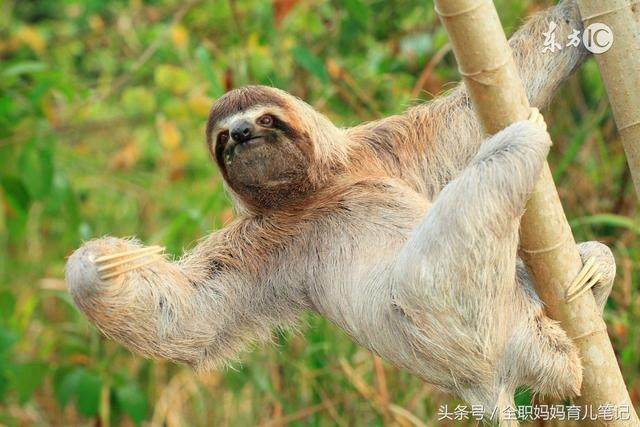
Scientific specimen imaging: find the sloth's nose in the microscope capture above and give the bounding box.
[230,120,254,143]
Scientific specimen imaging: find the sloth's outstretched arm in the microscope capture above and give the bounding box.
[66,236,298,370]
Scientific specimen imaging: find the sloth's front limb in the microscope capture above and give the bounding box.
[395,110,551,311]
[65,237,277,370]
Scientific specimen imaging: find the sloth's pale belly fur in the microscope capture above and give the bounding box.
[304,185,538,393]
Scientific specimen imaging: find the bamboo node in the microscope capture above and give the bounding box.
[569,327,608,342]
[434,0,487,19]
[617,119,640,132]
[520,237,569,255]
[580,4,630,22]
[458,57,510,79]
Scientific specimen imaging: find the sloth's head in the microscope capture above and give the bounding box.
[206,85,346,210]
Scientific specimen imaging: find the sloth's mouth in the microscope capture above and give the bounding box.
[242,135,264,145]
[224,136,267,163]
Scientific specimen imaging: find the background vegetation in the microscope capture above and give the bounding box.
[0,0,638,425]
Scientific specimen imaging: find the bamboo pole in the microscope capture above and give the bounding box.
[631,1,640,25]
[577,0,640,198]
[433,0,639,425]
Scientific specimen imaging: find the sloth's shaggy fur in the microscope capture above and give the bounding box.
[66,1,616,423]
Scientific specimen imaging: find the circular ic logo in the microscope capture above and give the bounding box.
[583,23,614,54]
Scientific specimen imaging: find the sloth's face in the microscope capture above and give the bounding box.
[207,86,315,209]
[214,107,310,189]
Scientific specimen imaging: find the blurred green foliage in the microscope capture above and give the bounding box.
[0,0,638,425]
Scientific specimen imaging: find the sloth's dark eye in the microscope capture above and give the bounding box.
[218,130,229,144]
[257,114,274,127]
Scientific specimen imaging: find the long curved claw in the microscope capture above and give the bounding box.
[95,245,163,264]
[565,257,602,303]
[96,245,164,281]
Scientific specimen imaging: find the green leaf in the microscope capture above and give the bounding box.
[0,96,16,137]
[116,384,148,423]
[553,109,607,182]
[344,0,369,27]
[0,175,31,238]
[0,175,31,213]
[53,366,101,415]
[46,173,79,227]
[196,46,224,97]
[18,141,54,200]
[570,214,640,234]
[224,365,250,394]
[76,370,102,416]
[0,371,8,402]
[0,327,18,355]
[582,60,605,101]
[291,46,329,83]
[621,344,636,366]
[0,291,16,321]
[2,61,47,78]
[10,362,47,403]
[514,387,532,408]
[53,367,82,407]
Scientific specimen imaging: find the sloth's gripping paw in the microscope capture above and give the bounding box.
[95,245,164,281]
[565,257,603,303]
[566,242,616,311]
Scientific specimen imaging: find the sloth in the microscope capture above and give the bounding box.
[66,0,616,421]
